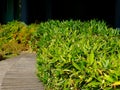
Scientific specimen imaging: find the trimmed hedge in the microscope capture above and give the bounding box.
[35,20,120,90]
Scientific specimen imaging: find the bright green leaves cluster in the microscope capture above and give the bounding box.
[35,20,120,90]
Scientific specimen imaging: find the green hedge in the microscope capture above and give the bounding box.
[35,20,120,90]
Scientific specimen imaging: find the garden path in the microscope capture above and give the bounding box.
[0,52,44,90]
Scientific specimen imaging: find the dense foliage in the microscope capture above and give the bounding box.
[34,20,120,90]
[1,20,120,89]
[0,21,38,59]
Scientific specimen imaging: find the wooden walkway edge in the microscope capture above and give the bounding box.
[0,53,44,90]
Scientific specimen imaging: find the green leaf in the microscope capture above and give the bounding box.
[86,77,93,83]
[104,73,114,82]
[72,60,81,71]
[87,81,100,87]
[87,50,94,65]
[112,81,120,87]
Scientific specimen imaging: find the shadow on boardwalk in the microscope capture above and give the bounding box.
[0,52,44,90]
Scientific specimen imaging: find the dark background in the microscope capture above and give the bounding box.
[27,0,115,27]
[0,0,115,27]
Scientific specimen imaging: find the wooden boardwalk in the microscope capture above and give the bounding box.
[0,53,44,90]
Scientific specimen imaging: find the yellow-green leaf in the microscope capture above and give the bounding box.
[112,81,120,86]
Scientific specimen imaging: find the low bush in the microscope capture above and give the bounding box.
[35,20,120,89]
[0,21,38,58]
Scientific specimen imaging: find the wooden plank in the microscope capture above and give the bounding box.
[1,53,44,90]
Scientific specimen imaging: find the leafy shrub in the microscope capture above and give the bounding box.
[36,20,120,90]
[0,21,38,58]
